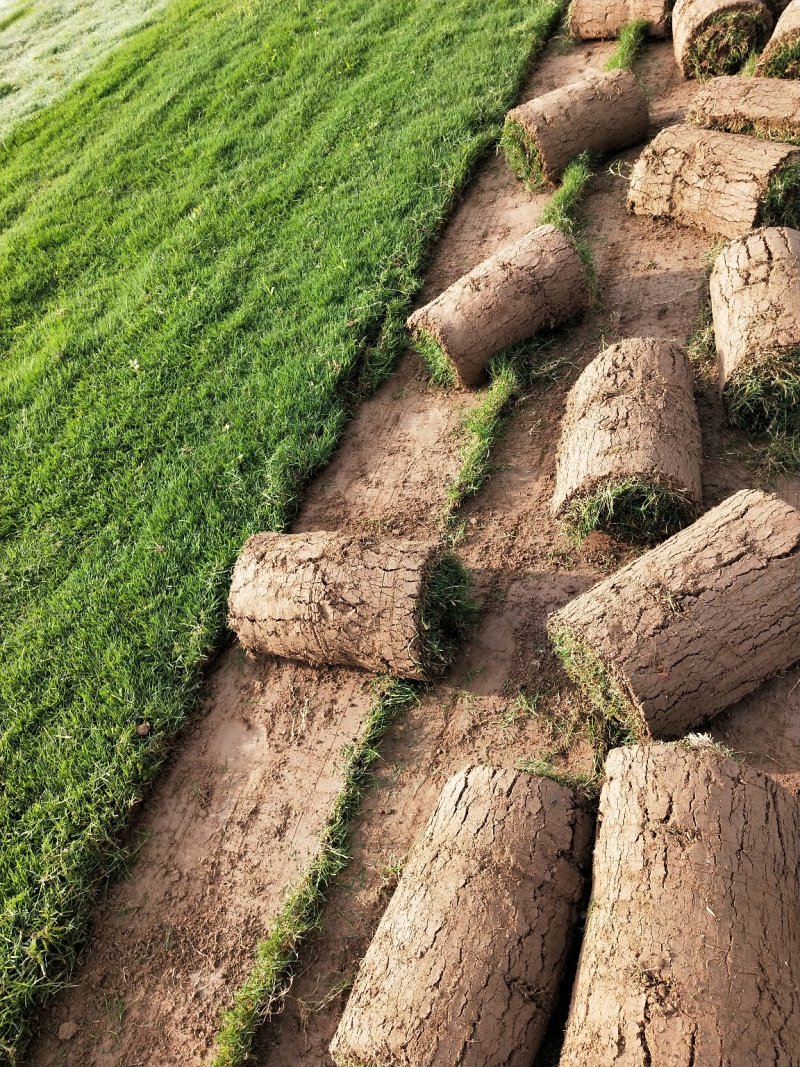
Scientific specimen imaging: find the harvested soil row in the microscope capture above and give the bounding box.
[552,337,702,542]
[567,0,672,38]
[406,224,589,389]
[688,74,800,141]
[627,123,800,237]
[757,0,800,72]
[548,488,800,739]
[710,226,800,433]
[228,531,471,679]
[672,0,772,77]
[503,70,649,188]
[560,742,800,1067]
[329,766,592,1067]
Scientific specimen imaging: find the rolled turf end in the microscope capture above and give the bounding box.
[560,478,699,544]
[412,326,458,388]
[724,350,800,435]
[758,40,800,78]
[417,552,477,675]
[761,159,800,227]
[500,119,550,189]
[686,9,770,78]
[549,624,644,743]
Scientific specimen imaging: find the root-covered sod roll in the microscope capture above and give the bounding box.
[628,124,800,236]
[552,338,702,543]
[756,0,800,74]
[559,741,800,1067]
[567,0,671,39]
[406,224,589,388]
[672,0,772,77]
[711,226,800,434]
[502,70,649,188]
[329,766,592,1067]
[688,75,800,141]
[227,532,474,679]
[548,488,800,739]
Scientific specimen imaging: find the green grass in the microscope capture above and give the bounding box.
[604,18,648,71]
[500,117,549,189]
[761,159,800,228]
[417,553,477,673]
[685,9,770,79]
[211,677,419,1067]
[539,152,596,289]
[561,478,697,544]
[757,37,800,79]
[411,326,458,388]
[0,0,566,1055]
[725,352,800,436]
[515,757,600,801]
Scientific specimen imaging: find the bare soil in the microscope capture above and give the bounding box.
[29,37,800,1067]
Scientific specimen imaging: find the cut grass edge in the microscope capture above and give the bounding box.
[500,118,550,190]
[560,477,698,545]
[604,18,649,71]
[210,677,419,1067]
[417,552,478,674]
[760,157,800,230]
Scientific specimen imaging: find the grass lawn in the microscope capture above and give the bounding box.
[0,0,560,1055]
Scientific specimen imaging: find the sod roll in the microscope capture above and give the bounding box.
[560,742,800,1067]
[688,74,800,140]
[568,0,671,38]
[756,0,800,74]
[710,226,800,433]
[552,338,702,542]
[627,124,800,237]
[330,766,592,1067]
[503,70,649,188]
[228,531,470,679]
[407,224,589,389]
[548,488,800,739]
[672,0,772,77]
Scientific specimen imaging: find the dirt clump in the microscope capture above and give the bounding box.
[503,70,649,188]
[329,766,592,1067]
[628,124,800,237]
[549,488,800,739]
[756,0,800,74]
[687,74,800,140]
[710,226,800,433]
[406,224,588,389]
[567,0,672,38]
[560,741,800,1067]
[552,337,702,542]
[672,0,772,77]
[228,532,471,679]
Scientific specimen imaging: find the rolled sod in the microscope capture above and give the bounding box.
[688,74,800,141]
[548,488,800,739]
[502,69,649,188]
[568,0,671,38]
[227,531,473,679]
[329,766,592,1067]
[407,224,589,389]
[559,742,800,1067]
[552,338,702,543]
[627,124,800,236]
[756,0,800,74]
[672,0,772,78]
[710,226,800,434]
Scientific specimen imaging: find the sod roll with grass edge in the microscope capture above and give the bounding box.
[559,741,800,1067]
[406,224,588,389]
[552,338,702,542]
[567,0,671,38]
[756,0,800,74]
[548,488,800,739]
[687,75,800,140]
[627,124,800,237]
[503,70,649,188]
[228,532,471,679]
[329,766,592,1067]
[672,0,772,77]
[710,227,800,434]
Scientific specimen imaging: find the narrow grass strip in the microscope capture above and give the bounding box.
[211,678,419,1067]
[538,152,597,291]
[604,18,649,70]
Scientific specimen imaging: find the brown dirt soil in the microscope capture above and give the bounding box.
[28,38,800,1067]
[671,0,772,77]
[687,74,800,139]
[567,0,671,39]
[505,69,649,185]
[756,0,800,74]
[560,742,800,1067]
[329,767,592,1067]
[551,337,703,522]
